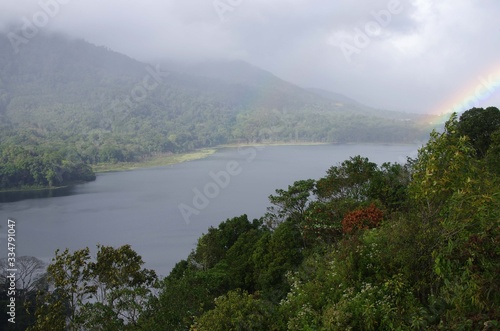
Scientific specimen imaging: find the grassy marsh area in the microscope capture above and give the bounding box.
[92,149,216,173]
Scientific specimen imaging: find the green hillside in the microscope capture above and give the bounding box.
[0,33,430,190]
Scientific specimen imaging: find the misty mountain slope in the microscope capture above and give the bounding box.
[307,88,361,105]
[0,33,428,163]
[172,60,425,121]
[168,60,383,115]
[0,34,145,96]
[306,88,423,120]
[2,34,350,118]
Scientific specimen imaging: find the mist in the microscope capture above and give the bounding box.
[1,0,499,113]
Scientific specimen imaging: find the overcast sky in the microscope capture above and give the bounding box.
[1,0,499,114]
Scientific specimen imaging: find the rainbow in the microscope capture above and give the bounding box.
[426,65,500,127]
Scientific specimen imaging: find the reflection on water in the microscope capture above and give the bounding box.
[0,185,78,203]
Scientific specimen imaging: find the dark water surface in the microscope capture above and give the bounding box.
[0,144,418,277]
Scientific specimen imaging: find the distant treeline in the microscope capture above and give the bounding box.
[0,144,95,190]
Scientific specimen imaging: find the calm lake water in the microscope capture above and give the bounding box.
[0,144,419,277]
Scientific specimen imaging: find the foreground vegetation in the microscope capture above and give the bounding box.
[1,107,499,330]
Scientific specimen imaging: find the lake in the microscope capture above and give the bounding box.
[0,144,419,277]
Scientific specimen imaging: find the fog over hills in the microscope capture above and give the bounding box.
[2,0,497,114]
[0,32,436,191]
[0,33,428,151]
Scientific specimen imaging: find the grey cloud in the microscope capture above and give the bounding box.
[0,0,498,113]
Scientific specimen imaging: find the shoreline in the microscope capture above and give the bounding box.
[0,185,69,194]
[217,141,420,148]
[92,149,217,173]
[217,141,329,148]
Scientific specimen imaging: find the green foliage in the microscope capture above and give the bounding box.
[138,216,264,330]
[322,276,427,330]
[485,128,500,175]
[457,106,500,158]
[225,229,266,291]
[252,220,304,301]
[278,228,428,330]
[265,179,315,228]
[0,143,95,190]
[316,155,378,202]
[0,256,47,331]
[232,109,424,144]
[408,113,479,220]
[431,176,500,328]
[191,290,274,331]
[28,245,156,331]
[138,270,228,331]
[367,162,411,212]
[407,112,500,328]
[190,215,260,270]
[301,201,343,244]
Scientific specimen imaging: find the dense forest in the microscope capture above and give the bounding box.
[0,33,434,190]
[1,107,499,330]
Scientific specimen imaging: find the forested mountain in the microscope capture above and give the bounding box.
[0,33,430,189]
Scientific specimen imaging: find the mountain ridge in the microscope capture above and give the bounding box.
[0,32,431,190]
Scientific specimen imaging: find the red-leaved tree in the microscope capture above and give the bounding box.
[342,204,384,234]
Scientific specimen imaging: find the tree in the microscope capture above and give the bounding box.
[366,162,411,211]
[315,156,378,202]
[0,256,46,294]
[408,113,500,328]
[252,220,303,301]
[28,245,156,331]
[265,179,315,228]
[81,244,157,329]
[485,128,500,175]
[190,215,259,271]
[29,247,93,331]
[301,201,343,244]
[408,113,479,221]
[224,228,266,291]
[0,256,47,331]
[457,106,500,158]
[341,203,384,234]
[191,290,274,331]
[139,270,228,331]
